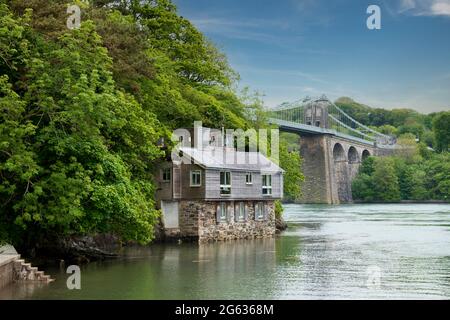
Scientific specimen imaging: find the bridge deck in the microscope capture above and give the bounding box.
[270,118,376,147]
[269,118,381,147]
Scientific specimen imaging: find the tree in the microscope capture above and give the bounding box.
[432,111,450,153]
[396,133,421,163]
[378,124,398,136]
[424,153,450,201]
[279,142,304,201]
[372,158,401,202]
[0,6,163,246]
[359,156,376,175]
[352,174,375,201]
[410,168,428,200]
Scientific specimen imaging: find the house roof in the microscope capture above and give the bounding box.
[177,147,284,173]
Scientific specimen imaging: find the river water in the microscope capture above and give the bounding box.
[1,204,450,300]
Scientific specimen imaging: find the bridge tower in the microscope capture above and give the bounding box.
[304,96,329,129]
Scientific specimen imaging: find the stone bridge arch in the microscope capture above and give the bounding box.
[348,146,359,164]
[347,146,361,183]
[362,149,371,161]
[332,143,351,202]
[333,143,346,162]
[298,134,377,204]
[329,139,376,204]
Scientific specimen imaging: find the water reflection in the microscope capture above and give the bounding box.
[0,204,449,299]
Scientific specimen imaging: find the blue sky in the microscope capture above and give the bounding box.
[173,0,450,113]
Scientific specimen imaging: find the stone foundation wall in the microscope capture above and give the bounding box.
[0,255,17,289]
[179,201,201,238]
[177,200,276,243]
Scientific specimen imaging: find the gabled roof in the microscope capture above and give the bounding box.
[177,147,284,173]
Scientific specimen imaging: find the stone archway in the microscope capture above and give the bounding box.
[348,146,361,182]
[362,149,371,161]
[348,146,359,164]
[333,143,346,162]
[332,143,350,202]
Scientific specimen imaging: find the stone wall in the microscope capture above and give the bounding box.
[0,255,18,289]
[171,200,276,243]
[299,135,332,203]
[179,201,202,238]
[299,134,378,204]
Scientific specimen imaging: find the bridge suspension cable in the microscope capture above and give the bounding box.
[270,95,396,146]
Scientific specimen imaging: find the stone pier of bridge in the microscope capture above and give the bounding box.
[298,134,376,204]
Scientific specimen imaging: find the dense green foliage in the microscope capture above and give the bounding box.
[279,142,304,201]
[335,97,447,150]
[353,150,450,202]
[432,112,450,153]
[0,4,165,245]
[274,200,284,219]
[0,0,304,246]
[339,97,448,203]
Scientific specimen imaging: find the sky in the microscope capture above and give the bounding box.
[172,0,450,113]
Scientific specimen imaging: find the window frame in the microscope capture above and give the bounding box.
[162,168,171,183]
[220,171,232,196]
[255,202,265,220]
[219,202,227,222]
[262,174,272,195]
[238,202,245,221]
[245,172,253,185]
[190,170,202,187]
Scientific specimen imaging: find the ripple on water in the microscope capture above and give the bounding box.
[0,203,449,299]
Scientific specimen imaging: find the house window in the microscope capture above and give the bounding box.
[238,202,245,221]
[190,170,201,187]
[220,171,231,195]
[162,168,171,182]
[219,202,227,222]
[255,202,265,220]
[262,174,272,195]
[245,172,253,185]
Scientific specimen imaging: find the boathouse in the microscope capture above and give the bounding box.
[155,127,284,242]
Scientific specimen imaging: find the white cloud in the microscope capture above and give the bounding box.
[399,0,416,12]
[430,1,450,15]
[394,0,450,16]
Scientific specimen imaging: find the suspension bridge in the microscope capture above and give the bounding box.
[269,95,396,147]
[269,95,397,204]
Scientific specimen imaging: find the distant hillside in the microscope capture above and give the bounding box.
[334,97,446,146]
[335,97,427,127]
